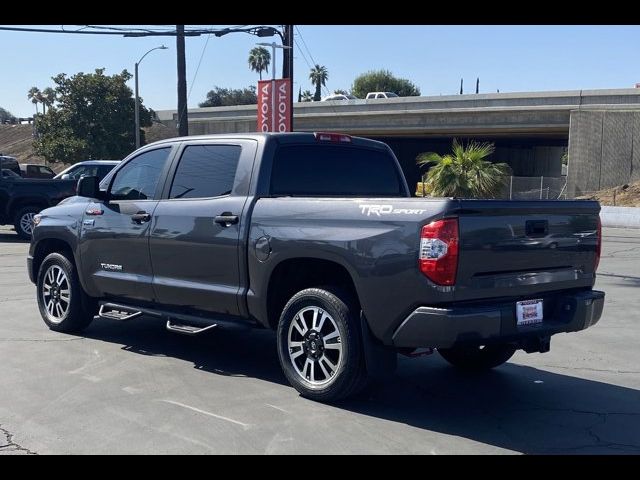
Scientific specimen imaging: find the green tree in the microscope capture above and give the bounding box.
[33,68,152,164]
[248,47,271,80]
[198,86,257,107]
[301,90,314,102]
[334,89,349,95]
[351,69,420,98]
[0,107,16,124]
[309,64,328,102]
[27,87,42,115]
[416,139,509,199]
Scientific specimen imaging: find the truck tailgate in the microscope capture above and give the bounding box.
[452,200,600,301]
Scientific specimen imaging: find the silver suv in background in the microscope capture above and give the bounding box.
[54,160,120,182]
[365,92,399,99]
[322,94,357,101]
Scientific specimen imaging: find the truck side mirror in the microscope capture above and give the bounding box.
[77,176,102,199]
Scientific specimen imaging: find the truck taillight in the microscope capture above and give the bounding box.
[419,218,459,286]
[595,216,602,271]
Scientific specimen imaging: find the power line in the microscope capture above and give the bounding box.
[294,38,312,71]
[294,27,339,101]
[0,25,280,38]
[295,26,318,67]
[187,34,212,103]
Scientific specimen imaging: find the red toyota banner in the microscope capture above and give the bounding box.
[257,79,291,132]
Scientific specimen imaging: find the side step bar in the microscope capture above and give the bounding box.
[166,321,218,335]
[96,301,255,333]
[98,303,142,321]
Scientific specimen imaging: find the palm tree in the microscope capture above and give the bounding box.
[309,64,328,101]
[416,139,509,199]
[248,47,271,80]
[41,87,56,114]
[28,87,41,115]
[301,90,314,102]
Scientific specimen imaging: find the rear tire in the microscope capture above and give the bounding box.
[13,206,40,240]
[36,252,97,333]
[438,343,516,371]
[277,287,368,402]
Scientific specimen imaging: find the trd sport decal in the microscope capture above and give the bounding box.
[359,205,427,216]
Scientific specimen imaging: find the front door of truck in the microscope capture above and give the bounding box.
[79,147,174,301]
[149,140,256,316]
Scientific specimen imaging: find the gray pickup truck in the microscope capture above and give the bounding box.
[28,133,604,401]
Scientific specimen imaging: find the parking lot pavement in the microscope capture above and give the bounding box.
[0,225,639,455]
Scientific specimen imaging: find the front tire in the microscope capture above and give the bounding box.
[438,343,517,371]
[37,252,97,333]
[13,206,40,240]
[277,288,368,402]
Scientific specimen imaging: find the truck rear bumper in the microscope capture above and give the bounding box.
[392,290,605,349]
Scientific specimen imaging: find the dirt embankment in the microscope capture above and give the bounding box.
[0,122,177,172]
[577,181,640,207]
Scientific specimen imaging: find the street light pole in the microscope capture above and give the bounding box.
[134,45,168,149]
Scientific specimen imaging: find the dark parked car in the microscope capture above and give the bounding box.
[2,169,22,179]
[0,155,20,176]
[28,133,604,402]
[1,155,76,238]
[20,163,56,179]
[54,160,120,182]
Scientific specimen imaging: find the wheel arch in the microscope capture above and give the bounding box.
[263,257,362,330]
[32,237,77,285]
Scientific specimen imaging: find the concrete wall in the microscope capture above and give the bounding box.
[568,110,640,196]
[600,206,640,228]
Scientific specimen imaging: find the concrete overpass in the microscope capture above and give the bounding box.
[156,89,640,197]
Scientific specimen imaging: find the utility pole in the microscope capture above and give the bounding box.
[283,25,294,130]
[176,24,188,137]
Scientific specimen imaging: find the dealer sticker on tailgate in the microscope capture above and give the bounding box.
[516,299,543,326]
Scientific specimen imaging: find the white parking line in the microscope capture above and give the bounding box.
[157,399,251,429]
[265,404,290,414]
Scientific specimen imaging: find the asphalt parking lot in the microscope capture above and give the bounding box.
[1,225,639,455]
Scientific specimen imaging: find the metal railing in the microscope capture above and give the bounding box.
[503,176,568,200]
[415,176,569,200]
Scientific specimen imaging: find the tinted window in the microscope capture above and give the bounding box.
[169,145,241,199]
[270,145,405,197]
[110,148,171,201]
[386,92,399,97]
[97,165,116,180]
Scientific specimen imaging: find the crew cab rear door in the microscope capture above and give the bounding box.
[148,139,257,316]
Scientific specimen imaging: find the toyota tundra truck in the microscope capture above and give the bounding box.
[27,133,604,401]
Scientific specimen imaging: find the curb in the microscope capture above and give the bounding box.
[600,206,640,229]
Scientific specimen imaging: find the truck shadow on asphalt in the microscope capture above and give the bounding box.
[82,316,640,454]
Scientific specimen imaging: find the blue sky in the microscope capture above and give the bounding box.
[2,25,640,117]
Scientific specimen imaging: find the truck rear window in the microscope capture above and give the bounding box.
[270,145,405,197]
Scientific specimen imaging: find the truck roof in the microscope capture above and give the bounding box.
[145,132,390,150]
